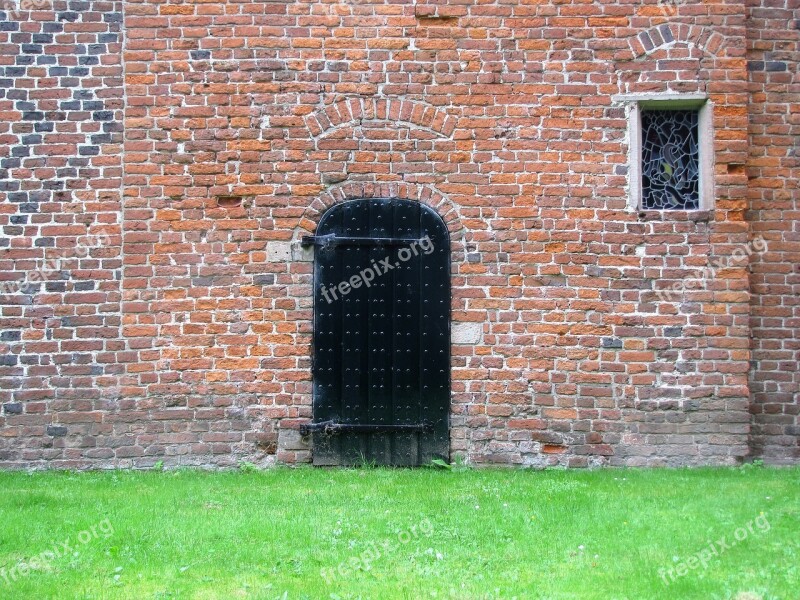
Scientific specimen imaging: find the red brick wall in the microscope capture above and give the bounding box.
[119,0,752,468]
[2,0,795,469]
[746,0,800,464]
[0,1,123,467]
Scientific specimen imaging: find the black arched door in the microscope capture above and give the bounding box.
[302,198,450,466]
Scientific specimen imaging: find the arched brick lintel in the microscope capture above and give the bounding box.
[293,182,466,247]
[304,98,457,139]
[620,23,735,62]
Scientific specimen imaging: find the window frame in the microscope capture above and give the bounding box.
[619,94,714,211]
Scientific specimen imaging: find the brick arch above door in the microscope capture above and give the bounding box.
[303,98,457,142]
[293,182,468,250]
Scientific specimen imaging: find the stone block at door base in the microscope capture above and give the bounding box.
[278,430,311,453]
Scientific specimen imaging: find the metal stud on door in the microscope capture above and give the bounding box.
[302,198,450,466]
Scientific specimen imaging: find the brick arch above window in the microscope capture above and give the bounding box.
[618,24,736,63]
[293,182,466,248]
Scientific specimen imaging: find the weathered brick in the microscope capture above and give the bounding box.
[0,0,794,471]
[747,0,800,465]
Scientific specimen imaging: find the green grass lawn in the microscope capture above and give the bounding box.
[0,466,797,600]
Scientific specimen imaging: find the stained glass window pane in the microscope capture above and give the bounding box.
[641,109,700,210]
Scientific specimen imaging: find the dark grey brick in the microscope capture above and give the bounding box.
[766,61,787,71]
[28,190,50,202]
[253,274,275,285]
[683,399,701,412]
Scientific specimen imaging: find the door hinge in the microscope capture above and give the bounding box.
[301,234,422,248]
[300,420,432,436]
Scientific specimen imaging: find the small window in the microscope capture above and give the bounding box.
[640,109,699,210]
[619,95,714,211]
